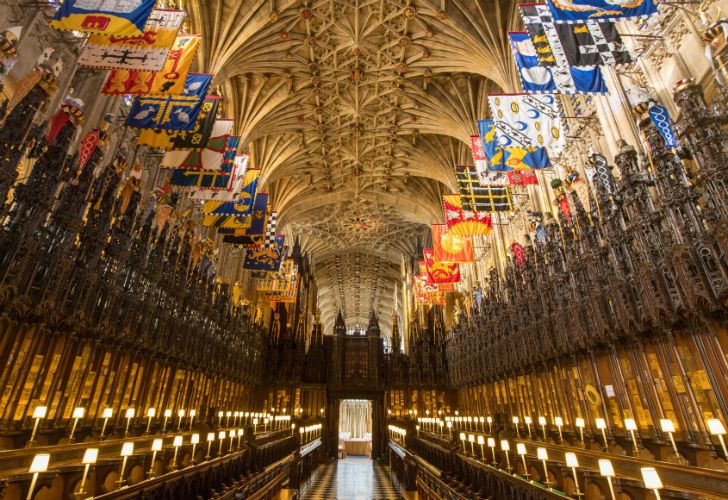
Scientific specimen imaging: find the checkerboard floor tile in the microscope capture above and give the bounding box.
[300,458,402,499]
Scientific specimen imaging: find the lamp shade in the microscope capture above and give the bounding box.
[595,418,607,430]
[178,409,185,417]
[524,416,532,425]
[477,435,485,445]
[707,419,726,435]
[538,416,547,426]
[536,447,548,460]
[512,416,520,424]
[218,431,226,439]
[500,440,510,451]
[624,418,637,431]
[102,408,113,418]
[575,417,585,428]
[207,432,215,442]
[29,454,50,473]
[598,459,615,477]
[659,419,675,433]
[173,435,183,447]
[147,408,156,418]
[487,437,495,447]
[641,467,663,489]
[152,439,163,451]
[565,452,579,468]
[82,448,99,464]
[191,433,200,444]
[516,443,527,455]
[72,407,85,419]
[121,442,134,456]
[459,432,466,441]
[32,406,47,419]
[554,417,563,426]
[125,408,135,418]
[164,409,172,418]
[468,434,475,443]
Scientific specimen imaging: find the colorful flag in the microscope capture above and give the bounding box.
[77,129,100,170]
[203,191,266,230]
[508,32,606,94]
[160,119,233,168]
[190,154,249,201]
[469,135,489,183]
[243,235,285,271]
[102,34,200,95]
[202,169,260,216]
[443,194,493,236]
[546,0,658,23]
[478,119,551,171]
[456,165,514,212]
[423,248,461,284]
[137,98,222,149]
[488,93,564,153]
[521,4,630,68]
[50,0,157,37]
[125,73,211,131]
[431,224,474,263]
[507,170,538,185]
[77,9,185,70]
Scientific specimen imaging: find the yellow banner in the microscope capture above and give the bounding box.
[102,34,201,96]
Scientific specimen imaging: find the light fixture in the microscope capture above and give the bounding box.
[524,416,532,437]
[206,432,215,459]
[707,418,728,459]
[162,409,172,433]
[641,467,663,499]
[229,429,236,450]
[78,448,98,497]
[30,406,47,443]
[124,408,135,437]
[624,418,639,453]
[575,417,585,446]
[146,408,156,434]
[487,437,497,464]
[177,409,185,431]
[468,434,475,454]
[218,431,226,455]
[172,435,183,468]
[486,416,492,434]
[149,438,163,477]
[118,442,134,485]
[512,416,520,438]
[595,418,608,449]
[477,435,485,459]
[538,416,547,440]
[69,407,85,441]
[500,440,512,471]
[516,443,529,479]
[190,433,199,464]
[217,411,224,427]
[237,428,244,448]
[536,447,551,486]
[27,454,50,500]
[253,417,259,434]
[189,409,196,430]
[565,452,581,496]
[659,419,680,459]
[100,407,113,439]
[554,417,564,443]
[459,432,466,452]
[598,459,616,500]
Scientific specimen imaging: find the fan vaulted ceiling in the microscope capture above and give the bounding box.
[187,0,521,335]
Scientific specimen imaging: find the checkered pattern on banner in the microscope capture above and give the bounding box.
[263,212,278,248]
[455,166,513,213]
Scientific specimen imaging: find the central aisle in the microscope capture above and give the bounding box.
[300,458,402,499]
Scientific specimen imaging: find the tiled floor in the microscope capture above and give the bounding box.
[300,458,402,499]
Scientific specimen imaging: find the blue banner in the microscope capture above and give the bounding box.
[478,119,551,171]
[546,0,658,23]
[508,32,606,95]
[648,103,679,149]
[125,73,212,131]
